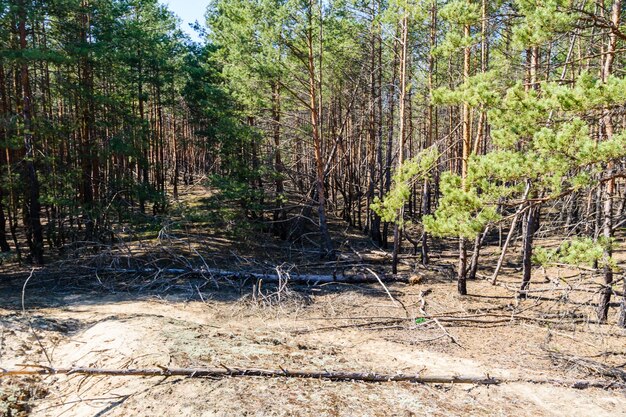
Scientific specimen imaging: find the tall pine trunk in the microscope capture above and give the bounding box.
[596,0,620,323]
[307,1,334,258]
[458,19,471,295]
[392,15,408,275]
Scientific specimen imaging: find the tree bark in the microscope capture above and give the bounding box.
[468,227,489,280]
[458,237,467,295]
[271,82,287,239]
[519,206,539,298]
[383,25,400,249]
[618,274,626,328]
[79,0,95,240]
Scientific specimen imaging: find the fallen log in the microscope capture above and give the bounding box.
[547,351,626,382]
[1,365,623,390]
[1,366,497,384]
[97,267,410,284]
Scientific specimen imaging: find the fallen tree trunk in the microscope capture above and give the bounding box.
[2,366,623,390]
[1,366,497,384]
[98,267,410,284]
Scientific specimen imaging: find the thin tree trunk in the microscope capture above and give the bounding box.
[0,60,11,252]
[597,0,620,322]
[307,1,334,258]
[458,18,471,294]
[491,183,531,284]
[519,206,539,298]
[382,28,399,250]
[458,237,467,295]
[367,4,382,243]
[618,274,626,327]
[468,227,489,280]
[392,15,408,275]
[79,0,95,240]
[422,0,437,266]
[271,82,287,239]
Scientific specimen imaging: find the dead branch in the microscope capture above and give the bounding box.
[293,308,599,334]
[547,351,626,382]
[364,267,409,316]
[2,366,623,390]
[491,182,531,285]
[0,365,498,385]
[417,289,463,348]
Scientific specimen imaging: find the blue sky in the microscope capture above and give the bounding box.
[160,0,210,42]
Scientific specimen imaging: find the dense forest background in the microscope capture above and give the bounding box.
[0,0,625,324]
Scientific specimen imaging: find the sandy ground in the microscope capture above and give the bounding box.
[1,269,625,416]
[0,183,624,415]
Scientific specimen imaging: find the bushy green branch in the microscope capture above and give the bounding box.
[371,147,439,224]
[534,237,616,270]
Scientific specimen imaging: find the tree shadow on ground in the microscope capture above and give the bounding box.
[0,265,410,314]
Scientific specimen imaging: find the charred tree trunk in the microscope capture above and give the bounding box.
[421,0,437,266]
[618,274,626,328]
[79,0,95,240]
[519,206,540,298]
[0,61,11,252]
[458,237,467,295]
[382,26,400,250]
[468,227,489,281]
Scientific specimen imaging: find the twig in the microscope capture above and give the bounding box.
[20,269,53,366]
[364,267,408,316]
[21,268,36,313]
[547,350,626,382]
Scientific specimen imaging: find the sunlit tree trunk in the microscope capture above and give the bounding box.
[307,0,334,258]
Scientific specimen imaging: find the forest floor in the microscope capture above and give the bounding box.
[1,183,625,416]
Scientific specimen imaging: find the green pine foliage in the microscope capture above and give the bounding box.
[534,237,616,270]
[423,172,501,238]
[427,63,626,241]
[371,147,439,224]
